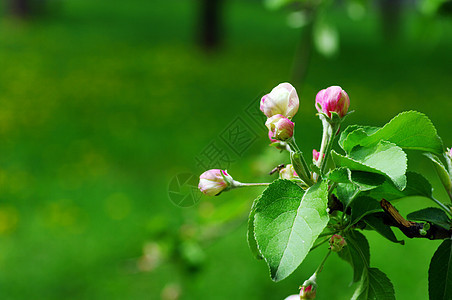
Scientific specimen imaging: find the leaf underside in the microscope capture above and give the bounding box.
[253,180,329,281]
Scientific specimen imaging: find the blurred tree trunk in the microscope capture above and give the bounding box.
[292,8,315,86]
[198,0,224,50]
[8,0,48,18]
[378,0,403,43]
[9,0,31,18]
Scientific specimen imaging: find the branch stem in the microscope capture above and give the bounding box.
[315,249,332,275]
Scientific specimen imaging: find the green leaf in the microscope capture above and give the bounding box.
[363,212,404,244]
[350,196,382,226]
[329,168,385,191]
[339,230,370,283]
[424,153,452,192]
[428,239,452,300]
[331,140,407,190]
[367,171,433,201]
[352,268,396,300]
[339,125,380,154]
[356,111,443,155]
[351,171,386,191]
[253,180,329,281]
[407,208,451,230]
[335,183,360,208]
[247,200,262,260]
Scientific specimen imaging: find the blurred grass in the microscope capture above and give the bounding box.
[0,0,451,299]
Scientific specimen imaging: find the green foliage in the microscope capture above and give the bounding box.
[340,111,443,155]
[352,268,396,300]
[428,239,452,300]
[339,230,370,283]
[366,171,433,201]
[424,153,452,192]
[331,141,407,190]
[363,213,404,244]
[407,207,451,230]
[349,196,382,226]
[253,180,329,281]
[329,167,386,191]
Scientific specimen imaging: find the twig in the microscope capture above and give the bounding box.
[380,199,452,240]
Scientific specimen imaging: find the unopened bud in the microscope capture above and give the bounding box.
[300,274,317,299]
[448,148,452,159]
[265,114,294,141]
[329,234,347,252]
[300,284,316,299]
[312,149,324,163]
[198,169,233,196]
[315,86,350,118]
[260,83,300,119]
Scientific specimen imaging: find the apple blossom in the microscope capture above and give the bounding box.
[198,169,233,196]
[279,164,298,180]
[315,86,350,118]
[260,83,299,119]
[265,114,294,141]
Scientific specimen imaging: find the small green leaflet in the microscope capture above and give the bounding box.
[364,213,404,244]
[331,140,407,190]
[253,180,329,281]
[339,125,380,154]
[329,167,386,191]
[352,268,396,300]
[428,239,452,300]
[335,183,360,208]
[339,230,370,283]
[366,171,432,201]
[407,208,451,231]
[341,111,443,155]
[424,153,452,192]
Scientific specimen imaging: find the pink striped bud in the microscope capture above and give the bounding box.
[265,114,294,141]
[315,86,350,118]
[260,83,299,119]
[198,169,233,196]
[330,234,347,252]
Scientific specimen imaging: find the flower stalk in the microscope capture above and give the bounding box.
[287,138,313,186]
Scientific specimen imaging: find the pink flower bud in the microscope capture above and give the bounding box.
[329,234,347,252]
[312,149,324,162]
[265,114,294,141]
[300,285,316,299]
[198,169,233,196]
[268,130,279,143]
[279,164,298,180]
[260,83,300,119]
[315,86,350,118]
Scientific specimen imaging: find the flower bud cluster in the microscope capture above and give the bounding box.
[261,83,299,142]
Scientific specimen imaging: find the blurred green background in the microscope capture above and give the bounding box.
[0,0,451,299]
